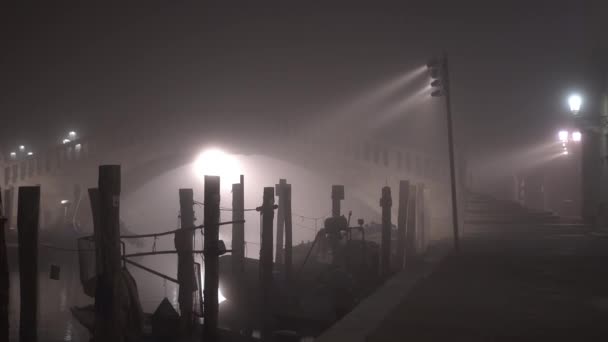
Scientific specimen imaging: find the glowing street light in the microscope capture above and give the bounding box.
[19,145,25,152]
[62,139,71,144]
[572,131,582,142]
[27,152,33,156]
[558,130,569,142]
[568,94,582,115]
[9,152,16,159]
[68,131,77,140]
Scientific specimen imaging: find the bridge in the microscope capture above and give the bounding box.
[1,118,462,247]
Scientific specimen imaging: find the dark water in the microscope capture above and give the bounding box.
[7,240,182,342]
[8,243,90,342]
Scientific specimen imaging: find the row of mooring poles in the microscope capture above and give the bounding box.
[380,181,429,276]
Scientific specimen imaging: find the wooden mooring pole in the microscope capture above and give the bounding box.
[275,179,287,265]
[396,181,410,270]
[17,186,40,342]
[379,186,392,277]
[232,175,245,276]
[331,185,344,217]
[94,165,122,342]
[0,188,8,342]
[177,189,195,333]
[88,188,104,278]
[416,184,426,254]
[405,184,417,266]
[284,184,293,283]
[203,176,220,342]
[259,187,276,340]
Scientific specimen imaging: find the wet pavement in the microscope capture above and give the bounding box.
[368,224,608,341]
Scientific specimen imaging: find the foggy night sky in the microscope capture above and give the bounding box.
[0,2,602,163]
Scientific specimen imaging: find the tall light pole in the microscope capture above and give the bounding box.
[428,52,460,251]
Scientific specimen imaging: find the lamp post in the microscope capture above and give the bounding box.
[427,52,460,251]
[566,93,586,221]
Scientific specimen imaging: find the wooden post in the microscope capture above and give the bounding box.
[379,186,392,277]
[17,186,40,342]
[177,189,195,333]
[94,165,122,342]
[396,181,410,270]
[416,184,426,254]
[275,179,287,265]
[0,188,8,342]
[258,187,275,339]
[284,184,293,283]
[405,184,417,265]
[232,175,245,276]
[203,176,220,342]
[331,185,344,217]
[422,187,432,253]
[4,188,13,229]
[88,188,104,278]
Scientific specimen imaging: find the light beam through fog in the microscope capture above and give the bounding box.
[371,84,432,129]
[308,65,426,135]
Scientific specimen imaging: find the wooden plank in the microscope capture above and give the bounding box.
[177,188,195,333]
[203,176,220,342]
[17,186,40,342]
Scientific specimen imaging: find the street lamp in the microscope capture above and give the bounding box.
[19,145,25,152]
[68,131,77,140]
[568,94,582,115]
[572,131,582,142]
[558,130,569,142]
[9,152,16,159]
[427,53,460,251]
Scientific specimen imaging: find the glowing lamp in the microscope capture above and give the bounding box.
[568,94,582,114]
[558,130,569,142]
[572,131,582,142]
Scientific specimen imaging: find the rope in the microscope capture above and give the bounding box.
[40,244,87,252]
[194,201,257,212]
[119,220,244,239]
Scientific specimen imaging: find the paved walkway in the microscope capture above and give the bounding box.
[368,224,608,341]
